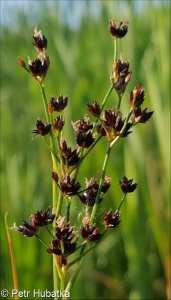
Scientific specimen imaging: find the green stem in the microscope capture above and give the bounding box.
[116,193,127,212]
[119,108,133,136]
[69,138,101,176]
[35,234,49,247]
[56,191,63,217]
[101,84,114,113]
[65,244,86,294]
[65,231,107,294]
[90,142,111,224]
[39,84,50,123]
[117,93,122,110]
[53,256,59,300]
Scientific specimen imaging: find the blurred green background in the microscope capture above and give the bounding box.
[0,1,170,299]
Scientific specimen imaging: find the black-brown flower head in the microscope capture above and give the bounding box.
[56,220,75,243]
[59,175,81,196]
[109,20,129,39]
[78,177,111,207]
[28,55,50,83]
[129,84,145,109]
[11,220,38,237]
[132,107,154,124]
[87,101,101,117]
[110,56,131,94]
[72,115,93,132]
[102,109,125,140]
[103,209,121,229]
[32,118,51,136]
[53,116,65,136]
[33,27,47,52]
[76,130,94,148]
[48,95,68,113]
[46,216,77,260]
[30,207,55,227]
[119,176,137,193]
[60,138,79,167]
[81,224,101,242]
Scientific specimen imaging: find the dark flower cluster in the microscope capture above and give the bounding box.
[32,118,51,136]
[101,108,132,140]
[110,56,132,95]
[48,95,68,113]
[109,20,129,39]
[12,207,55,237]
[18,27,50,83]
[46,216,77,266]
[13,19,153,272]
[78,176,111,207]
[72,116,95,148]
[60,138,79,168]
[129,85,154,124]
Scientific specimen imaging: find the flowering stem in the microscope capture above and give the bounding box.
[35,234,49,247]
[65,244,86,294]
[117,93,122,110]
[119,108,133,136]
[56,191,63,217]
[109,135,120,149]
[116,193,127,212]
[79,137,101,165]
[53,259,59,300]
[90,142,111,223]
[101,84,114,113]
[39,84,50,123]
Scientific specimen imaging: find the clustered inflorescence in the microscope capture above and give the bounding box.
[13,21,153,272]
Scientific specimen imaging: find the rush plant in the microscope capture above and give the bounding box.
[9,20,153,300]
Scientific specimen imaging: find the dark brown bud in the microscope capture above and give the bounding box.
[87,101,101,117]
[81,224,101,242]
[32,118,51,136]
[46,216,77,259]
[78,177,110,207]
[119,176,137,193]
[33,27,47,52]
[109,20,129,39]
[30,207,55,227]
[76,130,94,148]
[28,55,50,83]
[56,222,75,243]
[132,107,154,124]
[102,109,125,139]
[129,84,145,109]
[48,95,68,113]
[59,175,81,196]
[11,220,38,237]
[53,116,65,135]
[46,238,76,258]
[110,57,131,94]
[103,209,121,229]
[60,138,79,167]
[72,115,93,132]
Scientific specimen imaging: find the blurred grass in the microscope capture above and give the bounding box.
[0,1,170,299]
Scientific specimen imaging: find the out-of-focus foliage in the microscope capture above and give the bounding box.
[0,1,170,299]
